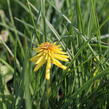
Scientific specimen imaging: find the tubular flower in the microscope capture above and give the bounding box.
[30,42,69,80]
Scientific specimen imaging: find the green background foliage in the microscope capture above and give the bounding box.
[0,0,109,109]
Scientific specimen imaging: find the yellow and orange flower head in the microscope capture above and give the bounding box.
[30,42,69,80]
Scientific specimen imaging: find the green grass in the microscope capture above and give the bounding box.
[0,0,109,109]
